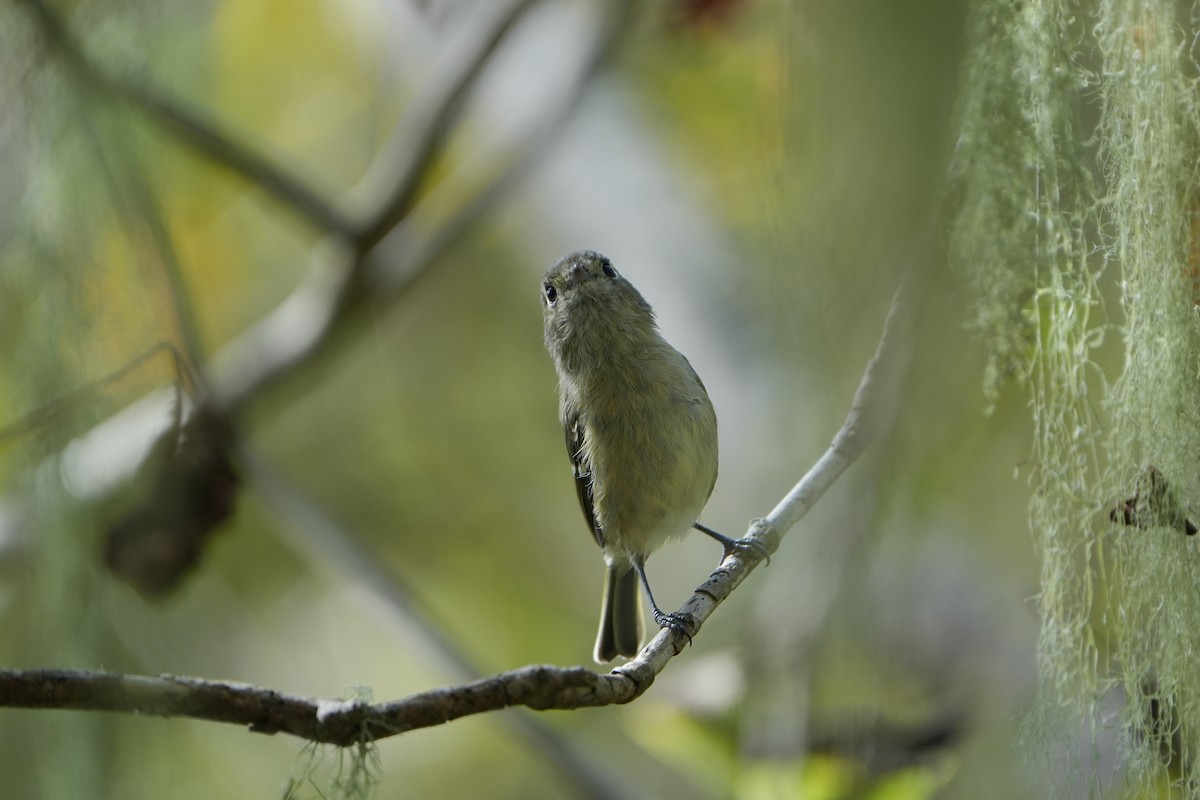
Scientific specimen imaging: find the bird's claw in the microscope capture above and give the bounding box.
[725,536,771,566]
[693,522,770,566]
[653,610,695,646]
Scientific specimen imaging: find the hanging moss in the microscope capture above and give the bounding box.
[949,0,1097,411]
[953,0,1200,792]
[1098,0,1200,793]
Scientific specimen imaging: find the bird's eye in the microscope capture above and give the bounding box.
[601,262,617,278]
[544,283,558,303]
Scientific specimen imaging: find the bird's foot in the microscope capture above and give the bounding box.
[693,522,771,565]
[652,610,695,646]
[727,536,771,564]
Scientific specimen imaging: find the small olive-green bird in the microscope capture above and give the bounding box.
[541,249,738,663]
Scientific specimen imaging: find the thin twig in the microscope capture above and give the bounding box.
[758,277,911,539]
[0,281,910,742]
[0,343,187,450]
[82,109,208,374]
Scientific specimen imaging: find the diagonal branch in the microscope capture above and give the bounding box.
[19,0,543,255]
[758,274,912,538]
[349,0,538,252]
[0,280,911,743]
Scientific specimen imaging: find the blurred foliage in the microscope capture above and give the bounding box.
[7,0,1188,798]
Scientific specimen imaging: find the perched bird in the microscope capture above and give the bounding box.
[541,249,751,662]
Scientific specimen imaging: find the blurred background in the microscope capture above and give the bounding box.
[0,0,1072,797]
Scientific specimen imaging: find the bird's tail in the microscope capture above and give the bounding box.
[594,564,643,663]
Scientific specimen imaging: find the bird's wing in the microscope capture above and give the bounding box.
[564,412,604,548]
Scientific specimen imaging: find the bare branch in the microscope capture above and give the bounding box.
[0,281,910,743]
[758,277,912,540]
[0,666,630,746]
[349,0,539,251]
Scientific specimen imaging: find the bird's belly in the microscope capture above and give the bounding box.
[595,448,715,562]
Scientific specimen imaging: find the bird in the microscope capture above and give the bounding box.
[541,249,755,662]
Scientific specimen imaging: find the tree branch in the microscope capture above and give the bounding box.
[758,276,911,539]
[0,280,910,744]
[348,0,538,251]
[0,666,620,746]
[209,1,631,414]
